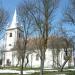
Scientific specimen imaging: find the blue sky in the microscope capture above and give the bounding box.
[1,0,67,18]
[2,0,22,20]
[0,0,22,39]
[1,0,68,23]
[0,0,75,39]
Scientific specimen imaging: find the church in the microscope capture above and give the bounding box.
[0,9,24,66]
[0,9,74,68]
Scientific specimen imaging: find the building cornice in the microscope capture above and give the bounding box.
[7,27,24,32]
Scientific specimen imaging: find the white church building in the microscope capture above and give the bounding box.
[1,9,24,66]
[0,9,75,68]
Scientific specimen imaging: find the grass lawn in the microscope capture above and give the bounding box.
[0,66,75,75]
[0,71,75,75]
[30,71,75,75]
[1,66,40,70]
[0,73,18,75]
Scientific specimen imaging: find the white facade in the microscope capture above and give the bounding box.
[3,9,23,66]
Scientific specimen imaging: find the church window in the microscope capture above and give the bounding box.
[7,59,11,66]
[0,59,2,65]
[9,44,11,46]
[19,33,20,38]
[10,33,12,37]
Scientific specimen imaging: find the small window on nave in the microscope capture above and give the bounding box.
[36,54,39,61]
[0,59,2,65]
[9,33,12,37]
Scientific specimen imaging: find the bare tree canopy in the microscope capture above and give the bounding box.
[17,0,59,75]
[63,0,75,25]
[0,8,8,32]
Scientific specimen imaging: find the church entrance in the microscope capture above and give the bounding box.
[0,59,2,65]
[7,59,11,66]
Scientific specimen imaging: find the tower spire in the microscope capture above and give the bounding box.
[12,8,18,24]
[8,8,18,29]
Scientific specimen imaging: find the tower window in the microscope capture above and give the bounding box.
[9,44,11,46]
[19,33,20,38]
[10,33,12,37]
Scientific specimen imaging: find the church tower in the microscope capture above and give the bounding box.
[4,9,23,66]
[6,9,23,50]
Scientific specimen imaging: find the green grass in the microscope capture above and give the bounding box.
[30,71,75,75]
[0,66,75,75]
[1,66,39,70]
[0,71,75,75]
[0,73,18,75]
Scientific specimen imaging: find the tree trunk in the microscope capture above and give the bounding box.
[52,50,55,68]
[57,49,60,69]
[60,51,71,71]
[52,49,55,68]
[74,58,75,67]
[57,54,59,68]
[60,59,68,72]
[20,56,24,75]
[31,54,32,68]
[68,60,71,68]
[40,56,44,75]
[16,57,20,67]
[40,50,45,75]
[25,54,29,68]
[68,50,72,68]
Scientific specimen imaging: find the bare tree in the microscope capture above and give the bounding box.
[0,8,8,36]
[0,8,7,31]
[25,38,37,68]
[48,36,61,68]
[59,0,75,71]
[63,0,75,25]
[17,0,58,75]
[17,0,59,75]
[28,0,59,75]
[57,23,73,71]
[13,38,24,66]
[17,3,35,75]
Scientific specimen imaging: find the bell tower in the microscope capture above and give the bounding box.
[6,9,23,50]
[5,9,23,66]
